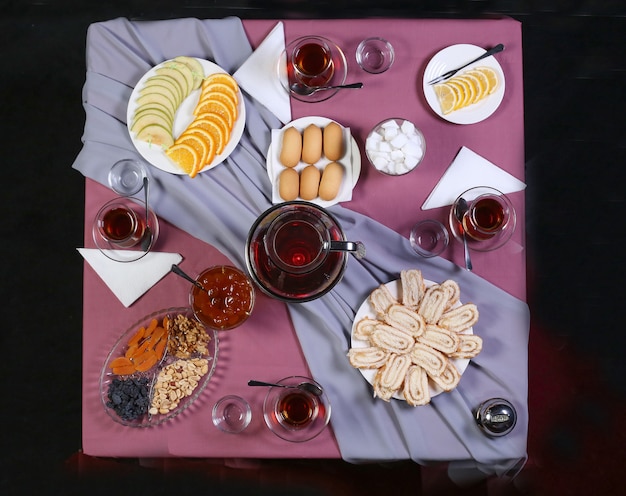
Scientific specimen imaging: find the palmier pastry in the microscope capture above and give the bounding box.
[400,269,425,309]
[370,324,415,354]
[403,365,430,407]
[417,324,460,354]
[348,346,390,369]
[384,304,425,338]
[369,284,398,315]
[440,279,461,310]
[353,317,379,341]
[429,362,461,392]
[438,303,479,333]
[373,353,411,401]
[449,334,483,359]
[409,342,448,377]
[417,285,449,324]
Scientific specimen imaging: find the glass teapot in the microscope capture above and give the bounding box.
[245,201,351,302]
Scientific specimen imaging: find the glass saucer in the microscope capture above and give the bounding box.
[277,36,348,103]
[92,197,159,262]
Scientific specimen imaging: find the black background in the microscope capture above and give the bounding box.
[2,1,625,495]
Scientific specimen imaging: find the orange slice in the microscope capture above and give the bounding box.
[180,128,217,166]
[188,117,227,155]
[199,82,238,105]
[176,133,210,170]
[202,73,239,93]
[166,142,201,176]
[192,99,234,128]
[196,92,238,119]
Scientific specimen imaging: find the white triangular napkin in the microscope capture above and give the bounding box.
[78,248,182,307]
[422,146,526,210]
[233,21,291,124]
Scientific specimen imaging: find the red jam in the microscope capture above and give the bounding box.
[191,266,254,330]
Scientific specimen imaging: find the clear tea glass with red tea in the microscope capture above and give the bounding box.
[462,194,511,241]
[289,36,334,87]
[96,202,146,248]
[277,390,321,429]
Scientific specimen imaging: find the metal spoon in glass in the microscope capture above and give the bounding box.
[247,379,323,397]
[454,198,473,271]
[140,176,152,251]
[290,81,363,96]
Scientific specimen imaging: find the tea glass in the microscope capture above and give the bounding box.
[410,219,449,257]
[95,201,146,248]
[290,36,335,87]
[263,376,331,442]
[448,186,516,252]
[108,159,147,196]
[356,37,395,74]
[212,395,252,433]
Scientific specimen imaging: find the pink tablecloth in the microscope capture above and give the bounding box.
[78,17,526,467]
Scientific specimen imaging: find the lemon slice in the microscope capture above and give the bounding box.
[476,66,499,94]
[433,84,457,115]
[457,74,482,104]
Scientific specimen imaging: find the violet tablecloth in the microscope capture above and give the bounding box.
[74,17,529,476]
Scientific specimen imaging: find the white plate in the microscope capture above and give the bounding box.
[266,116,361,208]
[423,44,505,125]
[350,279,472,400]
[127,58,246,175]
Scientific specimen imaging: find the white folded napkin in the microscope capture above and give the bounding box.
[78,248,182,307]
[233,21,291,124]
[421,146,526,210]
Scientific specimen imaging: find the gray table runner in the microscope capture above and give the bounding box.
[73,17,529,476]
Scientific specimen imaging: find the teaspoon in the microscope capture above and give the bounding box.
[170,264,207,292]
[140,176,152,251]
[290,81,363,96]
[247,379,323,397]
[454,198,472,271]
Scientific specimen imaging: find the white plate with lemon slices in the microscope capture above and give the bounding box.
[127,57,246,175]
[423,44,505,125]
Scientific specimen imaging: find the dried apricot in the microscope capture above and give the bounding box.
[110,356,133,369]
[112,364,136,376]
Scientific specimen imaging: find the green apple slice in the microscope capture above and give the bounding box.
[130,112,172,134]
[155,66,191,97]
[135,92,178,118]
[135,123,174,148]
[173,56,205,90]
[132,106,174,128]
[139,78,181,106]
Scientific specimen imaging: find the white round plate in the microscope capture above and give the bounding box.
[423,44,505,125]
[266,116,361,208]
[127,58,246,175]
[351,279,472,400]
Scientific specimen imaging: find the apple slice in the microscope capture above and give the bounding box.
[135,123,174,148]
